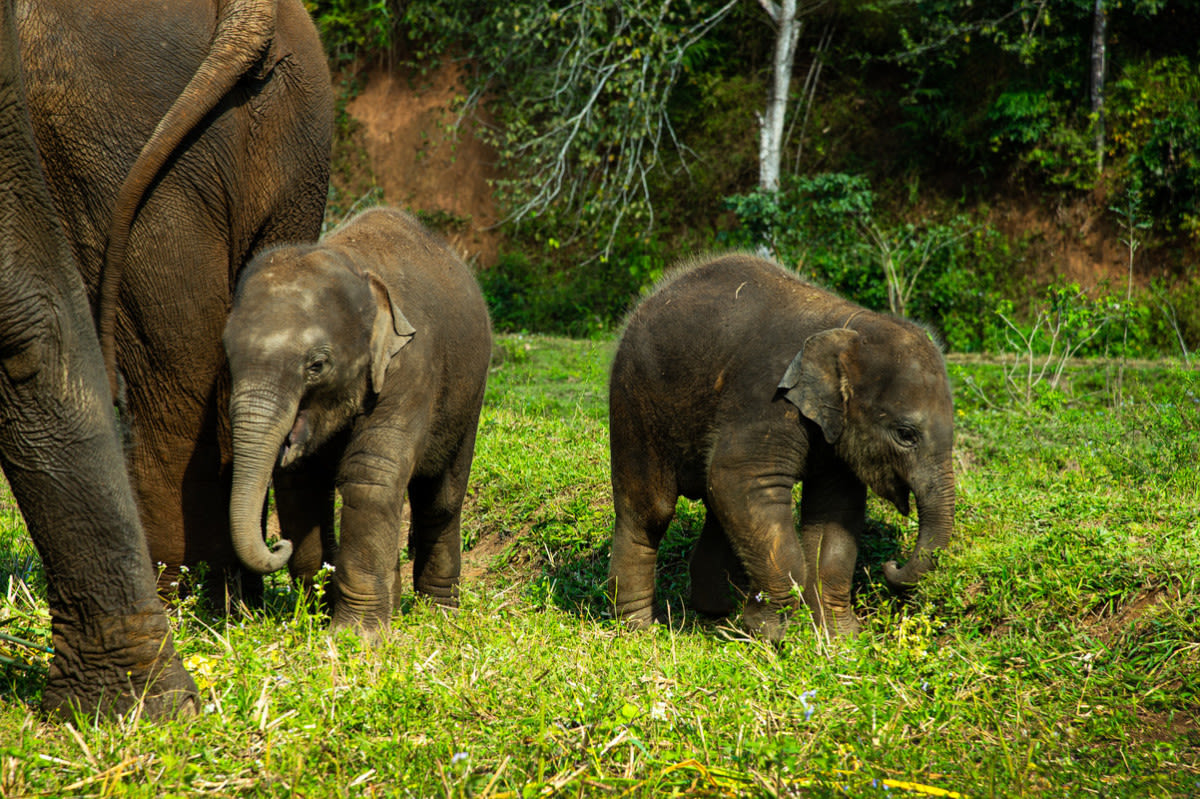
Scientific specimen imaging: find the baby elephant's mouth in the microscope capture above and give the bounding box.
[278,408,311,469]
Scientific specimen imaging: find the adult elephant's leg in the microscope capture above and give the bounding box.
[688,507,747,617]
[0,250,199,719]
[799,468,867,637]
[0,0,196,716]
[117,225,242,601]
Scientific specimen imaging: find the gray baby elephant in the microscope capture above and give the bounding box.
[608,253,955,640]
[223,207,492,633]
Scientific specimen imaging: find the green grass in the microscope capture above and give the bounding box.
[1,337,1197,797]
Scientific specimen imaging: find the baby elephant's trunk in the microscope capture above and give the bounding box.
[882,465,955,591]
[228,387,298,574]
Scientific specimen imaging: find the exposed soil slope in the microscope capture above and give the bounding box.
[343,63,501,268]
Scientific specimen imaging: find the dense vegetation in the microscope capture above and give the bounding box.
[311,0,1200,353]
[2,337,1197,795]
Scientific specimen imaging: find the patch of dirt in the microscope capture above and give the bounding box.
[344,61,502,268]
[979,186,1195,292]
[1081,584,1171,645]
[984,192,1124,288]
[1135,702,1200,746]
[460,526,526,584]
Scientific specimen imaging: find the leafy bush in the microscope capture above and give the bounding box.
[304,0,398,64]
[723,173,1016,351]
[986,91,1097,191]
[479,235,667,337]
[1108,56,1200,237]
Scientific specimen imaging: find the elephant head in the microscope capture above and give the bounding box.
[779,324,956,591]
[223,247,415,574]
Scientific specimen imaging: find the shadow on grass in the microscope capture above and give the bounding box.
[541,498,915,637]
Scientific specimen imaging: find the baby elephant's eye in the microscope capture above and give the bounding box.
[306,357,329,379]
[895,426,920,447]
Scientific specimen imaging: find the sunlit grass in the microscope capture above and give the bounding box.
[0,336,1196,796]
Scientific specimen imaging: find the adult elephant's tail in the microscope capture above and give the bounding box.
[96,0,279,399]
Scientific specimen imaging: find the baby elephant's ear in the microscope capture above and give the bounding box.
[368,273,415,392]
[777,327,860,444]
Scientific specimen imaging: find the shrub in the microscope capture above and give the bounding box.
[722,173,1016,351]
[479,235,668,337]
[1108,56,1200,238]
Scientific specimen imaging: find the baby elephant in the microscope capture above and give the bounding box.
[608,253,955,640]
[223,207,492,633]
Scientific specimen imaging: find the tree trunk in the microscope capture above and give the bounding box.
[758,0,802,194]
[1089,0,1107,175]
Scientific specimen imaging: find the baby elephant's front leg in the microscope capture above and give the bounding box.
[799,471,867,637]
[333,466,408,633]
[709,474,808,642]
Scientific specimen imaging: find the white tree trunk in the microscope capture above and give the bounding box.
[758,0,802,193]
[1089,0,1107,175]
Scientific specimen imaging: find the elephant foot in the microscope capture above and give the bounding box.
[615,604,657,631]
[330,605,392,639]
[740,596,794,643]
[819,606,862,638]
[42,607,198,720]
[689,583,738,618]
[419,590,460,611]
[805,596,862,638]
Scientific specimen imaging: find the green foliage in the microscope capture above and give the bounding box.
[723,173,1017,351]
[1108,56,1200,237]
[427,0,741,248]
[1170,274,1200,357]
[479,235,667,337]
[986,91,1097,190]
[722,172,879,298]
[304,0,397,64]
[876,0,1200,210]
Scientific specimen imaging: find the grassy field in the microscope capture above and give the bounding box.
[0,335,1197,797]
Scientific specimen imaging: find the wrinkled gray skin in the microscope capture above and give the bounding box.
[0,0,196,718]
[608,254,955,640]
[17,0,333,600]
[223,208,493,633]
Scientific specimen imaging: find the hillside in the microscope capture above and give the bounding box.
[337,58,1193,306]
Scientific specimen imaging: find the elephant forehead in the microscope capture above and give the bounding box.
[252,325,326,355]
[264,280,322,309]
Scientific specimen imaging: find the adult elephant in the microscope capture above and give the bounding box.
[0,0,196,717]
[16,0,334,594]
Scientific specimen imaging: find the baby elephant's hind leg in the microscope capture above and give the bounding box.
[407,438,478,609]
[688,507,748,617]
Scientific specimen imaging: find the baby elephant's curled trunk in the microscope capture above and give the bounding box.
[882,468,955,592]
[228,388,298,574]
